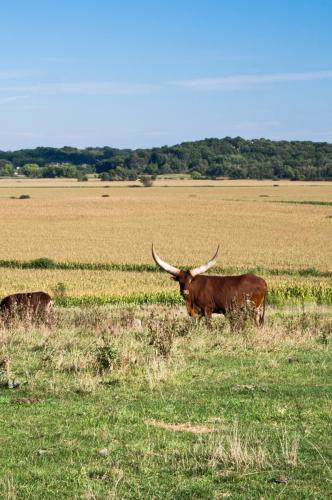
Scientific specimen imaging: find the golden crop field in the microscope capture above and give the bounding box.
[0,179,331,270]
[0,267,331,298]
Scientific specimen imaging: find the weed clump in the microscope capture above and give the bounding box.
[52,282,67,307]
[95,344,118,373]
[209,422,268,472]
[146,313,191,357]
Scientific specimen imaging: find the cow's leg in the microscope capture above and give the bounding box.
[253,300,265,328]
[45,300,54,326]
[185,300,197,317]
[259,297,266,327]
[203,308,213,329]
[225,308,233,331]
[227,314,236,333]
[253,307,261,327]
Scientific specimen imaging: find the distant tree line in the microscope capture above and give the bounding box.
[1,137,332,180]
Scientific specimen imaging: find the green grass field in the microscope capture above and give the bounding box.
[0,306,331,499]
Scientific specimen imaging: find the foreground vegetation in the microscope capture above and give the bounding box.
[0,305,331,498]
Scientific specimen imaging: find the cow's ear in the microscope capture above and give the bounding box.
[171,276,178,282]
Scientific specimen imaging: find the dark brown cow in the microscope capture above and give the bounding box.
[152,245,267,328]
[0,291,52,324]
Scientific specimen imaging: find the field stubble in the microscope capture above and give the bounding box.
[0,180,331,270]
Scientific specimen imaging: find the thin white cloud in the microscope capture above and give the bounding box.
[234,120,281,130]
[286,129,332,139]
[0,95,28,104]
[0,70,33,80]
[40,56,82,63]
[0,81,161,96]
[171,70,332,91]
[141,130,169,137]
[0,70,331,99]
[0,130,42,139]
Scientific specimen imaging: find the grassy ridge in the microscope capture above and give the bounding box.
[272,200,332,206]
[55,283,332,307]
[0,257,330,278]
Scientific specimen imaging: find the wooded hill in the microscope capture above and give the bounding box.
[1,137,332,180]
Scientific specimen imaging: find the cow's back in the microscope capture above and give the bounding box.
[191,274,267,311]
[0,291,52,320]
[232,274,267,305]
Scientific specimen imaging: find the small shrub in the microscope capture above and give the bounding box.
[52,282,67,306]
[317,321,331,345]
[146,314,191,357]
[227,301,256,333]
[191,171,202,179]
[139,175,154,187]
[31,257,55,269]
[95,344,118,373]
[147,318,174,357]
[99,172,111,181]
[19,194,30,199]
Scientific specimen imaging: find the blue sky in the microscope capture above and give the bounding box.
[1,0,331,150]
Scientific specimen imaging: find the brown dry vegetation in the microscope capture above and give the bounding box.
[0,304,330,395]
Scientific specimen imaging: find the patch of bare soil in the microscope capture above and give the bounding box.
[145,418,215,434]
[12,397,41,404]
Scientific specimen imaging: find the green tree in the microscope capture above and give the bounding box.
[0,160,14,177]
[21,163,41,178]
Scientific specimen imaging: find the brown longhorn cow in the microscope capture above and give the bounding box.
[152,245,267,328]
[0,291,53,325]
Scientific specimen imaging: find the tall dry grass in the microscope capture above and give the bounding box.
[0,304,330,396]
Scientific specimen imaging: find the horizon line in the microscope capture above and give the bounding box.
[1,134,332,153]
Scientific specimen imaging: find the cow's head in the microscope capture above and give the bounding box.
[151,244,219,298]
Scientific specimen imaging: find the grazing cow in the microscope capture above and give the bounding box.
[0,291,53,325]
[152,245,267,328]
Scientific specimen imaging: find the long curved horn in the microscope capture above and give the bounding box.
[190,245,219,277]
[152,244,181,277]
